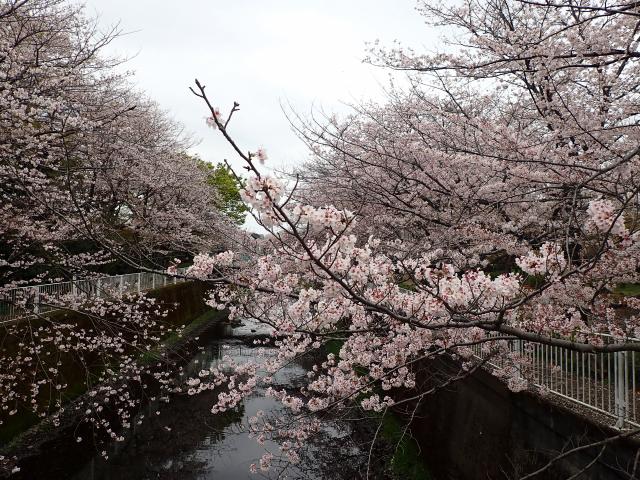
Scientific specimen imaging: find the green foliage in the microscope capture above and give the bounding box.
[380,412,432,480]
[614,283,640,297]
[198,160,248,225]
[325,339,344,357]
[398,279,417,291]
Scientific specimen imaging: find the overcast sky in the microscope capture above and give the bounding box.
[82,0,437,228]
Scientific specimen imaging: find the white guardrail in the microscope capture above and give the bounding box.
[473,335,640,429]
[0,269,187,325]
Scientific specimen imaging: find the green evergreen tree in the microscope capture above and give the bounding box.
[198,160,248,225]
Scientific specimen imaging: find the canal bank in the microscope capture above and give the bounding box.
[409,356,640,480]
[0,280,228,479]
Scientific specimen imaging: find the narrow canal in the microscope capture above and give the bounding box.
[67,319,371,480]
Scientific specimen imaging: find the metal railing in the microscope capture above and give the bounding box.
[473,334,640,428]
[0,269,187,324]
[395,286,640,428]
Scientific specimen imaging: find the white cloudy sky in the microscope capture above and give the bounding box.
[82,0,438,228]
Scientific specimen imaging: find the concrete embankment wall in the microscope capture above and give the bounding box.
[412,359,639,480]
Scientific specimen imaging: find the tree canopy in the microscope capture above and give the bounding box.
[198,160,249,225]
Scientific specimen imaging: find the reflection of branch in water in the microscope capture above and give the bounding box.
[247,402,394,480]
[85,389,246,479]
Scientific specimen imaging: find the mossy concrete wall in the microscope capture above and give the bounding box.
[412,358,639,479]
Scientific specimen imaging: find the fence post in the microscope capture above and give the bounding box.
[515,339,523,379]
[137,272,142,294]
[119,276,124,296]
[33,287,40,314]
[152,274,155,290]
[615,351,628,428]
[72,276,77,298]
[96,278,102,298]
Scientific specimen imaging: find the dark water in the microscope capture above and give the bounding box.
[70,320,363,480]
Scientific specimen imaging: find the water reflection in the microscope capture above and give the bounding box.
[72,320,351,480]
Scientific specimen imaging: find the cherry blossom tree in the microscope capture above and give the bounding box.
[2,0,640,477]
[187,0,640,475]
[0,0,237,289]
[0,0,241,468]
